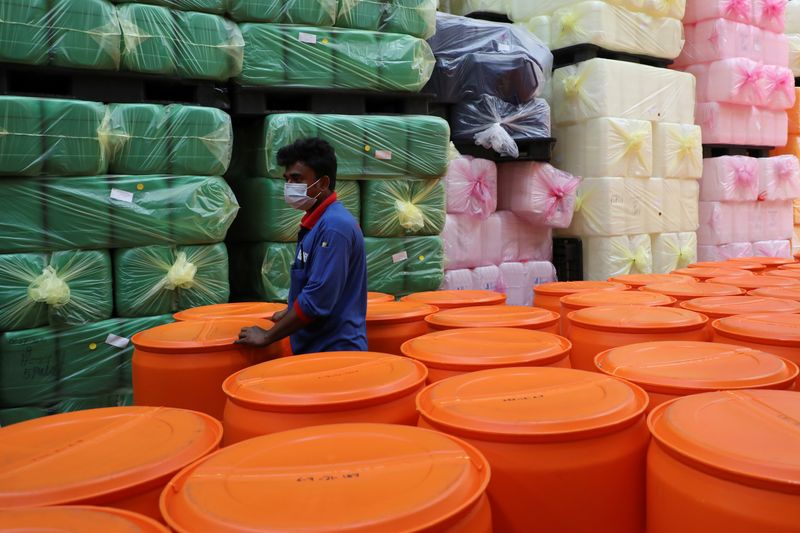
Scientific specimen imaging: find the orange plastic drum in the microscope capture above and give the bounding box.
[687,261,766,272]
[713,313,800,366]
[161,423,493,533]
[728,256,796,270]
[778,262,800,271]
[595,341,797,412]
[0,407,221,521]
[765,269,800,280]
[560,290,675,336]
[366,301,437,355]
[749,286,800,302]
[132,319,281,420]
[673,267,754,281]
[367,291,394,303]
[647,390,800,533]
[534,281,629,315]
[417,367,650,533]
[221,352,427,445]
[567,305,708,371]
[641,281,745,304]
[608,273,694,289]
[425,305,559,333]
[708,275,800,291]
[0,506,169,532]
[680,295,800,335]
[401,328,571,382]
[400,290,506,310]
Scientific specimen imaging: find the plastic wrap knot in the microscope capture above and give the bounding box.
[165,252,197,290]
[395,200,425,232]
[28,266,71,306]
[475,122,519,158]
[764,68,794,100]
[733,62,764,99]
[762,0,786,21]
[557,11,579,37]
[674,130,700,161]
[733,163,758,190]
[562,75,582,98]
[777,158,797,181]
[723,0,752,21]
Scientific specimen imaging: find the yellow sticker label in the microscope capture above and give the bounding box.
[89,343,97,350]
[321,38,329,44]
[418,255,425,261]
[364,145,371,152]
[136,183,144,191]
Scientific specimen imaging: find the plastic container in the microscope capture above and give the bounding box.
[533,281,629,315]
[728,256,796,270]
[647,390,800,533]
[400,290,506,310]
[567,305,708,371]
[132,319,281,420]
[402,328,571,382]
[713,313,800,365]
[425,305,559,333]
[608,273,695,289]
[417,367,650,533]
[764,269,800,280]
[368,291,394,303]
[673,267,754,281]
[560,290,676,336]
[681,295,800,335]
[160,423,492,533]
[221,352,427,445]
[595,341,797,412]
[778,262,800,271]
[0,506,170,532]
[707,275,800,291]
[365,301,438,355]
[687,261,767,272]
[641,281,745,304]
[0,406,221,520]
[749,286,800,302]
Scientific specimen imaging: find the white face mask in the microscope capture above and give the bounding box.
[284,179,321,211]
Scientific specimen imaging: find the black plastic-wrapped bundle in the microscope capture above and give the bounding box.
[425,13,552,104]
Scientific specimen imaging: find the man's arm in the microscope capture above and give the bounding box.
[236,305,306,348]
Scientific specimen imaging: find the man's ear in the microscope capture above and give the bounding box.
[320,175,331,191]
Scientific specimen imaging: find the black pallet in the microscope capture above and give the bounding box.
[703,144,774,158]
[552,237,584,282]
[454,138,556,163]
[464,11,512,23]
[229,84,435,116]
[795,77,800,87]
[552,44,673,70]
[0,63,229,108]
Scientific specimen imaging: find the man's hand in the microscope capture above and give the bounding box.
[235,326,272,348]
[271,308,289,322]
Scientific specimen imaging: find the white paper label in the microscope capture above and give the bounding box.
[110,188,134,203]
[392,251,408,263]
[105,334,130,349]
[299,32,317,44]
[498,43,511,52]
[375,150,392,160]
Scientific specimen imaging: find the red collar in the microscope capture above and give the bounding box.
[301,193,337,229]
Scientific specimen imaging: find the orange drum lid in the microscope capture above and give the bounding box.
[567,305,707,333]
[713,313,800,347]
[595,341,798,394]
[416,367,647,442]
[778,263,800,271]
[534,281,628,297]
[687,261,766,272]
[399,290,506,309]
[132,318,274,353]
[608,273,694,288]
[425,305,559,329]
[708,276,800,291]
[222,352,427,412]
[401,328,571,371]
[673,267,754,280]
[641,282,745,299]
[728,256,796,267]
[765,269,800,280]
[0,407,222,509]
[648,390,800,492]
[367,292,394,303]
[0,506,170,532]
[680,296,800,318]
[366,301,438,324]
[160,424,490,533]
[561,290,675,310]
[173,302,286,321]
[749,286,800,302]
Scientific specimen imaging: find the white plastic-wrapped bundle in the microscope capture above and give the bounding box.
[752,201,794,241]
[509,0,687,20]
[758,155,800,200]
[583,234,653,280]
[472,265,502,291]
[445,156,498,219]
[700,156,760,202]
[554,117,653,178]
[680,180,701,232]
[652,232,698,273]
[496,162,579,228]
[753,239,793,257]
[656,178,679,233]
[497,261,557,306]
[697,242,754,261]
[625,178,663,235]
[570,177,628,236]
[652,123,703,179]
[441,268,474,291]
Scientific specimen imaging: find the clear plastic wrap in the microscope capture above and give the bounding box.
[625,178,664,234]
[113,243,229,318]
[230,242,294,302]
[583,234,653,280]
[0,250,113,332]
[425,13,553,104]
[652,232,698,273]
[451,97,551,158]
[439,0,509,16]
[758,155,800,200]
[360,179,445,238]
[568,177,628,237]
[697,242,753,261]
[497,262,558,307]
[247,114,450,180]
[445,156,498,220]
[0,175,239,254]
[48,0,122,71]
[680,179,701,232]
[700,156,760,202]
[676,19,789,68]
[497,162,579,228]
[493,211,554,262]
[509,0,687,20]
[652,123,703,179]
[441,268,475,291]
[237,23,434,92]
[365,236,444,296]
[696,102,788,147]
[0,315,172,421]
[753,239,793,257]
[687,59,796,110]
[109,0,226,15]
[698,201,746,245]
[752,200,794,241]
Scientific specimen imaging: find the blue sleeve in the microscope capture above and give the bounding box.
[296,229,351,319]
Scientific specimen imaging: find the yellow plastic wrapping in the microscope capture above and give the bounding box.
[509,0,686,21]
[584,234,653,280]
[652,232,697,273]
[360,179,446,238]
[652,123,703,179]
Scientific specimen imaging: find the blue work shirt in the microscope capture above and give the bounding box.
[287,193,368,354]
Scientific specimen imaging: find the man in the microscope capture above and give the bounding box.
[237,138,368,354]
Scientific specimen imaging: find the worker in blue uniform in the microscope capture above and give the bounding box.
[237,138,368,354]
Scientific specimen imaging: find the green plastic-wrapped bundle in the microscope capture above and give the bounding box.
[228,0,337,24]
[167,105,232,176]
[106,103,169,174]
[0,0,48,65]
[0,97,43,177]
[174,10,243,81]
[238,24,434,92]
[230,243,295,302]
[0,176,238,253]
[259,114,450,179]
[109,0,227,15]
[49,0,121,71]
[360,179,445,238]
[336,0,436,38]
[118,3,177,75]
[113,243,229,317]
[0,406,48,425]
[365,236,443,295]
[336,0,383,31]
[42,99,108,176]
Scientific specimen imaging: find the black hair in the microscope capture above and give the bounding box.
[277,137,337,191]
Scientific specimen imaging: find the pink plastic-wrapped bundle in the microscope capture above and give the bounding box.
[752,0,787,33]
[698,201,748,244]
[761,30,790,67]
[683,0,753,25]
[697,242,754,261]
[761,65,796,111]
[444,156,498,219]
[687,59,765,107]
[759,156,800,200]
[753,239,792,257]
[751,201,794,241]
[493,211,520,263]
[441,269,475,291]
[700,156,760,202]
[497,162,579,229]
[697,103,788,146]
[442,214,482,270]
[519,225,553,261]
[480,212,503,267]
[679,20,756,67]
[472,265,502,292]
